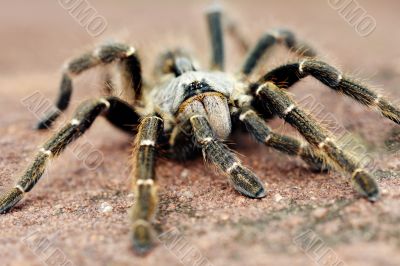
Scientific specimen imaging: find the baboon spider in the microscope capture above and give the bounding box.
[1,5,399,255]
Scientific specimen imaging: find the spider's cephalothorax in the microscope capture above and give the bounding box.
[155,71,236,137]
[1,5,400,255]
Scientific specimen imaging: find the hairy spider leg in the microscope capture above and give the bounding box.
[239,108,331,172]
[241,29,317,76]
[206,4,225,71]
[0,98,112,213]
[254,82,380,201]
[154,49,196,77]
[104,97,141,134]
[130,115,163,255]
[258,59,400,125]
[190,115,266,198]
[37,42,141,129]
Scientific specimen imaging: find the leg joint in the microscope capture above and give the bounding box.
[198,137,213,145]
[99,98,111,110]
[226,162,241,174]
[239,110,255,121]
[136,179,154,186]
[39,148,53,157]
[283,104,296,117]
[255,84,267,96]
[14,184,25,193]
[140,139,156,146]
[70,118,80,126]
[318,137,332,149]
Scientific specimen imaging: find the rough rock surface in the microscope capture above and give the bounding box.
[1,1,400,265]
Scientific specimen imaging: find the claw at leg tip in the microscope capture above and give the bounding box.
[35,121,50,130]
[367,190,380,202]
[239,184,267,199]
[131,220,157,255]
[0,187,24,214]
[132,241,156,256]
[255,187,267,198]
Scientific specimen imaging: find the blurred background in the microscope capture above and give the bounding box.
[1,1,400,266]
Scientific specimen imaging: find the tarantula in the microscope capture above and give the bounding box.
[1,5,399,255]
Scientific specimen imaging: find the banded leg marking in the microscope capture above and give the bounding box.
[37,42,141,129]
[242,29,316,76]
[190,115,266,198]
[255,82,379,201]
[130,115,163,254]
[258,59,400,125]
[239,108,330,172]
[0,98,110,213]
[154,49,196,77]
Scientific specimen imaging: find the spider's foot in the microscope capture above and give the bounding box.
[229,166,266,199]
[352,170,380,202]
[131,220,157,255]
[36,121,51,130]
[0,187,24,214]
[36,110,61,130]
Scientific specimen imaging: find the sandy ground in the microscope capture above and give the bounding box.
[1,0,400,265]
